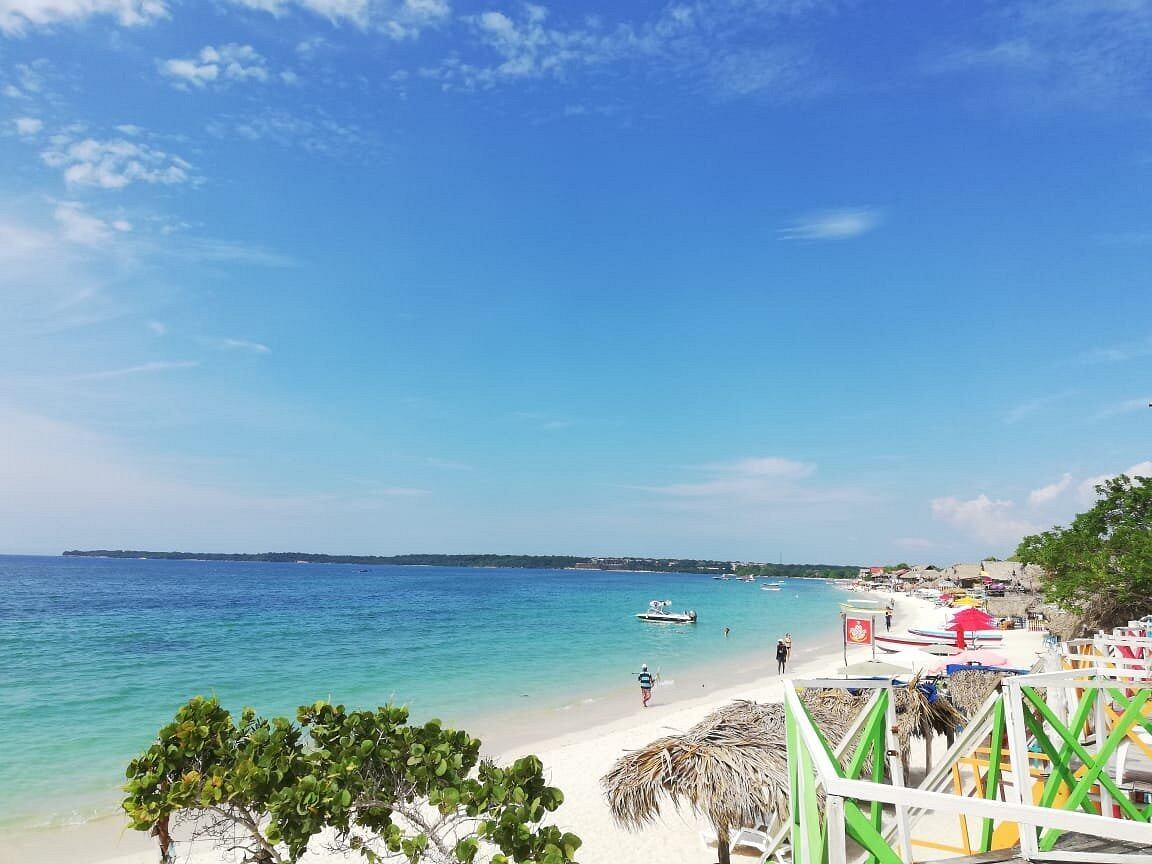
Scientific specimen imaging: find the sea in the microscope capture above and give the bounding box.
[0,554,848,830]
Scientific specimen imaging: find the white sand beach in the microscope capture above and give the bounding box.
[2,593,1046,864]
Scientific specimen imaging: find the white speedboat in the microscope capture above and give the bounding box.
[761,585,782,592]
[636,600,697,624]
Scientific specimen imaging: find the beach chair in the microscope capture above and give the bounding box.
[699,825,783,862]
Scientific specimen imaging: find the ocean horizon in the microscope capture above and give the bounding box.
[0,554,847,829]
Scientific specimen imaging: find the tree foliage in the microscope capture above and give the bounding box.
[124,697,581,864]
[1015,474,1152,630]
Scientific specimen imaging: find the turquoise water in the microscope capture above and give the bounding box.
[0,555,845,827]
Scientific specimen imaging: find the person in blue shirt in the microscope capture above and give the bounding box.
[637,663,655,707]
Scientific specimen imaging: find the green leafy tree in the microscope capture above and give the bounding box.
[124,697,581,864]
[1015,474,1152,631]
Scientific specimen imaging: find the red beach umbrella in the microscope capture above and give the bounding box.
[947,608,996,631]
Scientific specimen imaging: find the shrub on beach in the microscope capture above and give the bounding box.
[123,696,581,864]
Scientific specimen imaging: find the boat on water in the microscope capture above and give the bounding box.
[761,585,782,592]
[909,627,1003,643]
[635,600,697,624]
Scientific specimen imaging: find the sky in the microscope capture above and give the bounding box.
[0,0,1148,563]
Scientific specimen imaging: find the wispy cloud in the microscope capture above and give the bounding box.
[1093,397,1149,421]
[225,0,449,38]
[147,321,168,336]
[894,537,934,551]
[63,360,200,381]
[1077,338,1152,365]
[646,455,847,503]
[0,0,167,35]
[218,338,271,354]
[426,457,472,471]
[206,108,366,156]
[779,208,882,241]
[930,1,1152,107]
[1004,391,1073,425]
[53,201,132,247]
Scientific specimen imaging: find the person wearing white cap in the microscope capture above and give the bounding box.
[637,663,655,707]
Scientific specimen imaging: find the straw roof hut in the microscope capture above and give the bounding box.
[601,699,856,864]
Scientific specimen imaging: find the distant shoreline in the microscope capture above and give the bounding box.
[61,550,861,578]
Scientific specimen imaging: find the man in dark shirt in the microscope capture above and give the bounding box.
[776,640,788,674]
[638,663,654,707]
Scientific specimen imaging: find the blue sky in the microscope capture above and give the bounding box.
[0,0,1148,562]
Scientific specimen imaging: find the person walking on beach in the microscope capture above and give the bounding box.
[885,606,893,632]
[637,663,655,707]
[775,639,788,674]
[784,632,793,659]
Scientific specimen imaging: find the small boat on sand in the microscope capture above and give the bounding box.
[909,627,1003,643]
[874,634,955,655]
[636,600,697,624]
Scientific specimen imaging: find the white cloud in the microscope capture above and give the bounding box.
[147,320,167,335]
[219,338,271,354]
[0,407,430,553]
[894,537,934,550]
[160,44,271,89]
[650,455,826,500]
[64,360,200,381]
[931,494,1038,546]
[0,0,167,34]
[1094,397,1150,421]
[13,116,43,136]
[1003,391,1072,425]
[206,109,364,156]
[779,208,882,240]
[53,201,131,247]
[41,134,193,189]
[932,2,1152,107]
[1078,338,1152,364]
[1077,460,1152,505]
[226,0,448,36]
[1027,472,1071,507]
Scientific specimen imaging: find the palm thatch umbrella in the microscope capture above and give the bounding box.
[601,700,857,864]
[946,669,1006,718]
[892,673,965,773]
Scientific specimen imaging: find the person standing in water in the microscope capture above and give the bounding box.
[637,663,655,707]
[775,639,788,674]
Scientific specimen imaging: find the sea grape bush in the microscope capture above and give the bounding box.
[123,696,581,864]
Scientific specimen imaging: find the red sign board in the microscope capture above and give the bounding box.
[845,615,873,645]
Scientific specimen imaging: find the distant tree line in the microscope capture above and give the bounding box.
[62,550,857,575]
[734,562,860,580]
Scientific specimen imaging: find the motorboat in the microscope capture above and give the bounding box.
[636,600,697,624]
[761,584,782,592]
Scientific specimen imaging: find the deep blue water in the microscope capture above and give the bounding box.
[0,555,845,827]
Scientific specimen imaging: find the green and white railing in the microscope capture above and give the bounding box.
[783,666,1152,864]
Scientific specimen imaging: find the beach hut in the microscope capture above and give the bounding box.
[601,699,856,864]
